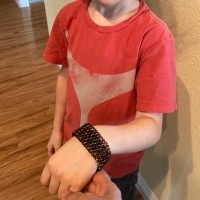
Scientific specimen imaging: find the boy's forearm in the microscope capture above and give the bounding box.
[94,111,163,154]
[53,67,68,132]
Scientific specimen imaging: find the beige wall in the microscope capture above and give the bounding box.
[141,0,200,199]
[44,0,74,32]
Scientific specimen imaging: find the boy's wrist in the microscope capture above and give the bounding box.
[52,126,63,133]
[72,123,111,171]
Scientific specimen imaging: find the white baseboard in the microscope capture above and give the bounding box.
[136,173,158,200]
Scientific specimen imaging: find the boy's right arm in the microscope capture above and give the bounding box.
[47,66,68,157]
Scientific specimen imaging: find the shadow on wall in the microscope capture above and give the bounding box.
[169,78,193,199]
[142,78,193,200]
[141,0,194,200]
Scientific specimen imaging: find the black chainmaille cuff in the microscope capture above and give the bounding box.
[72,123,111,171]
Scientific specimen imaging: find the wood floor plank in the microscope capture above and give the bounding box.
[0,0,58,199]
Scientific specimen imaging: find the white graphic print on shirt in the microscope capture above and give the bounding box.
[67,50,136,126]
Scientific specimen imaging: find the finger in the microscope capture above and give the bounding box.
[69,178,86,193]
[85,182,96,193]
[70,184,82,193]
[48,176,60,195]
[58,182,70,199]
[40,165,51,186]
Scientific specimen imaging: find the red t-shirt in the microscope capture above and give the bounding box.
[43,0,177,178]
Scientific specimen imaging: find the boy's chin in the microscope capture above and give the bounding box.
[93,0,121,6]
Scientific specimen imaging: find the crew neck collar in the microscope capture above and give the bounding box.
[84,0,147,33]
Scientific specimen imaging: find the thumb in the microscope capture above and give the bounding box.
[92,170,111,185]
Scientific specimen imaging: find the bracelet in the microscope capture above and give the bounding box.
[72,123,111,171]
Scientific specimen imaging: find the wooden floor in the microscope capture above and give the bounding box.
[0,0,143,199]
[0,0,58,199]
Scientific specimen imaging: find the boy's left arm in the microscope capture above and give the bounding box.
[40,111,163,198]
[95,111,163,154]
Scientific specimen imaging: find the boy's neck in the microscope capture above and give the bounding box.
[88,0,140,26]
[90,0,140,19]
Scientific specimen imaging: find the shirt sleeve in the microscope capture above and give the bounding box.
[43,9,68,66]
[135,28,177,113]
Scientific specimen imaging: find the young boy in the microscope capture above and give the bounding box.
[40,0,176,199]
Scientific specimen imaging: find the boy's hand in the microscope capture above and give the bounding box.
[47,130,63,157]
[40,137,98,197]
